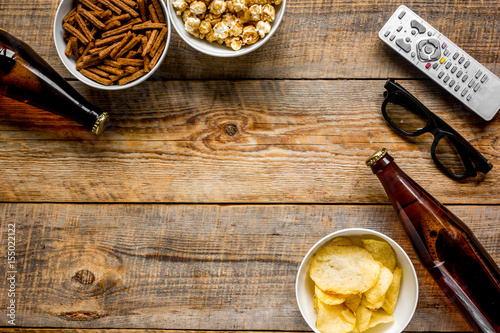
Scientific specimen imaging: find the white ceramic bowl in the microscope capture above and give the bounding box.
[53,0,171,90]
[296,228,418,333]
[167,0,286,57]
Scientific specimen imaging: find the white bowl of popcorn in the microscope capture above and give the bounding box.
[167,0,285,56]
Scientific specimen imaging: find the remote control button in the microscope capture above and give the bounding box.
[411,52,416,58]
[481,74,488,83]
[461,88,468,97]
[467,94,472,101]
[390,34,396,41]
[433,63,439,69]
[454,85,460,91]
[475,70,482,79]
[462,74,468,82]
[396,26,403,32]
[444,75,450,83]
[440,57,446,64]
[456,70,463,78]
[458,56,464,64]
[384,30,391,37]
[427,31,433,36]
[426,63,431,69]
[451,66,457,73]
[474,83,481,92]
[453,52,459,60]
[411,29,417,35]
[438,71,444,78]
[406,37,412,42]
[398,11,406,19]
[443,49,450,56]
[417,38,441,61]
[410,20,426,33]
[441,42,447,49]
[395,38,411,52]
[469,79,475,88]
[449,79,455,87]
[464,60,470,68]
[445,62,452,69]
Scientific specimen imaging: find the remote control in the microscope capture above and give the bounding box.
[379,5,500,121]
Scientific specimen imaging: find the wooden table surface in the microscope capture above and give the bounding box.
[1,0,499,331]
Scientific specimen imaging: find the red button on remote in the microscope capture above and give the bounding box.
[425,63,431,69]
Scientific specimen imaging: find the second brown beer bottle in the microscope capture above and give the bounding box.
[0,29,109,134]
[366,148,500,333]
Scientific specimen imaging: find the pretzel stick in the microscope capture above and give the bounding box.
[138,0,147,21]
[65,37,77,57]
[149,39,165,69]
[63,23,89,45]
[75,13,95,42]
[80,0,102,11]
[149,27,167,57]
[77,41,94,61]
[102,18,142,38]
[104,13,131,24]
[79,8,106,29]
[150,0,165,23]
[117,58,144,66]
[108,0,140,18]
[118,69,145,85]
[141,28,157,56]
[97,64,125,75]
[95,0,122,14]
[80,68,113,85]
[113,35,142,59]
[86,67,111,78]
[132,21,165,31]
[148,4,159,23]
[109,31,133,58]
[95,32,128,47]
[103,20,121,31]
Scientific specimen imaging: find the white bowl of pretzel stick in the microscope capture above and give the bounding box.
[54,0,171,90]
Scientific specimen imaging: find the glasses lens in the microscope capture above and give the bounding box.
[385,91,429,134]
[435,135,467,175]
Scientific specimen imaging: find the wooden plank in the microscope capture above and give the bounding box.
[0,204,498,330]
[0,0,498,79]
[0,80,498,204]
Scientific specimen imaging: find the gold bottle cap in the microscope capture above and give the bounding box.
[366,148,388,166]
[92,112,110,135]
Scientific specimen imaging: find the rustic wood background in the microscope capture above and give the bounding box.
[0,0,499,332]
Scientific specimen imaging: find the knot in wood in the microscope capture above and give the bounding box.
[58,311,102,321]
[73,269,95,285]
[224,123,238,136]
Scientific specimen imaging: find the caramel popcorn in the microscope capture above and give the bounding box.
[173,0,280,50]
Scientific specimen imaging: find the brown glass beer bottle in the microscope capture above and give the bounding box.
[0,29,109,134]
[366,148,500,333]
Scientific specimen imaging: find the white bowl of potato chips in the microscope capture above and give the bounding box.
[296,228,418,333]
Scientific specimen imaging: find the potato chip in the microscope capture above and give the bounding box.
[344,294,361,312]
[341,308,356,325]
[361,295,385,310]
[316,301,356,333]
[368,309,394,328]
[309,236,402,333]
[330,237,352,246]
[316,286,347,305]
[310,245,380,294]
[382,266,402,314]
[355,306,372,332]
[364,265,393,304]
[361,239,397,271]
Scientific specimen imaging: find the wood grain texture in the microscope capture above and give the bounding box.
[0,0,498,79]
[1,80,499,204]
[1,204,499,330]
